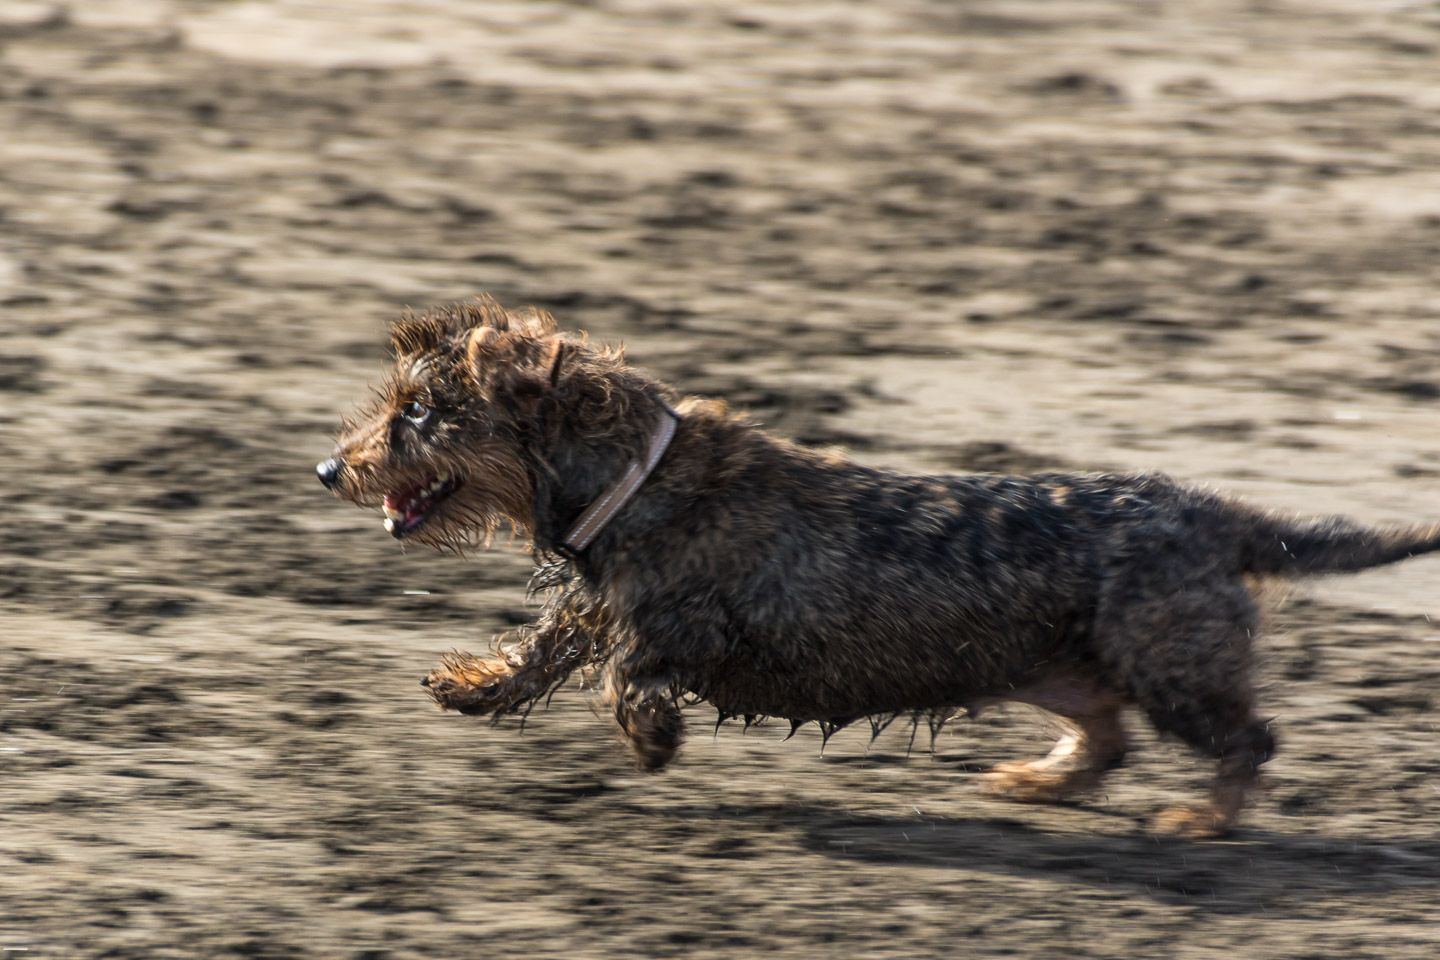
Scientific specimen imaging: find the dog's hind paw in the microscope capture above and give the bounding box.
[981,760,1103,804]
[1150,803,1233,840]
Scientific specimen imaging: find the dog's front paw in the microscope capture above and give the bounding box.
[420,672,500,715]
[628,719,681,772]
[421,653,519,716]
[613,699,683,771]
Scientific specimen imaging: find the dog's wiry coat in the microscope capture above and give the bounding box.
[320,298,1440,837]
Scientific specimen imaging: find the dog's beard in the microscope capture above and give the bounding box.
[337,442,534,552]
[393,485,527,553]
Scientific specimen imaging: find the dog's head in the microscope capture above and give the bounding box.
[317,298,575,550]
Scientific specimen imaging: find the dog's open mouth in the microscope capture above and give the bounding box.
[382,472,461,538]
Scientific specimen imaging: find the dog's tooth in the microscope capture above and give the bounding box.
[383,505,403,520]
[383,517,396,533]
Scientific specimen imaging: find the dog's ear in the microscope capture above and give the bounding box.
[465,325,521,376]
[546,339,571,389]
[510,337,570,405]
[468,328,568,409]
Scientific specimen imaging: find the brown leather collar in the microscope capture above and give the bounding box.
[557,403,680,558]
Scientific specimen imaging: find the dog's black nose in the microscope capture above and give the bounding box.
[316,457,344,490]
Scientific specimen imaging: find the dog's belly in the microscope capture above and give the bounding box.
[697,683,981,722]
[686,629,1063,722]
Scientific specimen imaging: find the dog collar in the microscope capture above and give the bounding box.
[557,403,680,557]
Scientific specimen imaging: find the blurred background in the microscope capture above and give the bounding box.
[4,1,1440,957]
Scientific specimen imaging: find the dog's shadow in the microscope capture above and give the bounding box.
[646,783,1440,915]
[795,808,1440,913]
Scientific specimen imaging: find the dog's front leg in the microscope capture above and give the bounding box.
[421,621,588,718]
[603,658,684,772]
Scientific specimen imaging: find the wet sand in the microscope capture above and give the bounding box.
[3,2,1440,956]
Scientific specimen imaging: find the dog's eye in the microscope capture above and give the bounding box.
[403,400,431,425]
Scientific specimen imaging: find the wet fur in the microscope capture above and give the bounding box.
[322,298,1440,838]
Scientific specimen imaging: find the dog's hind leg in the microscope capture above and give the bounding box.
[1095,568,1274,839]
[981,671,1129,803]
[1148,714,1274,840]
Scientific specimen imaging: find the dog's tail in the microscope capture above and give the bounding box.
[1241,513,1440,577]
